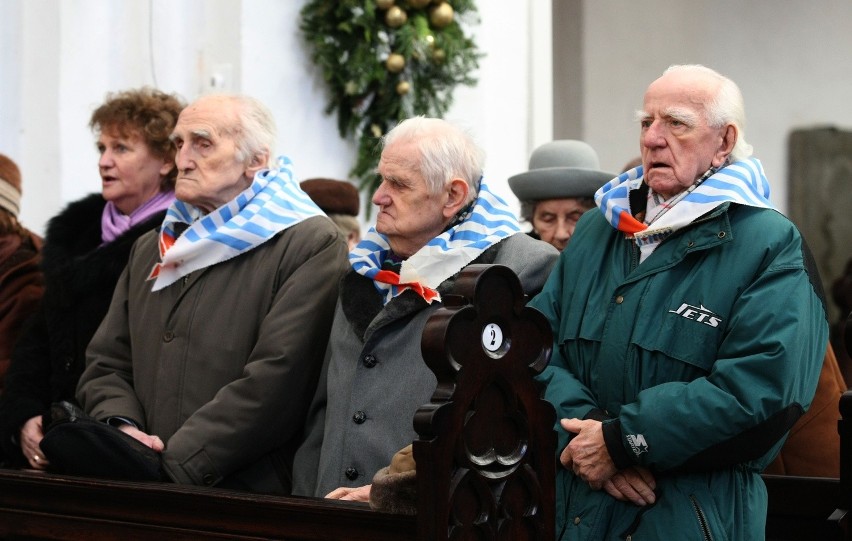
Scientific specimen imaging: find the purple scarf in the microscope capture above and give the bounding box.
[101,190,175,245]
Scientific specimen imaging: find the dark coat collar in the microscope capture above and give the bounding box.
[41,193,165,304]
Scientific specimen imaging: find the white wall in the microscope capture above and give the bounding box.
[579,0,852,214]
[6,0,850,232]
[1,0,550,235]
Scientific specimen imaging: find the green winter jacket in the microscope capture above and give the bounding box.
[530,202,828,540]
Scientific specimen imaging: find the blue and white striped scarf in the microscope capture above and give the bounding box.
[595,158,774,257]
[148,156,324,291]
[349,177,522,305]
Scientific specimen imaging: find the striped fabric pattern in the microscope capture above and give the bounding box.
[349,177,522,305]
[595,157,774,239]
[148,156,324,291]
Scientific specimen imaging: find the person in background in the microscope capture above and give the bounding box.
[300,177,362,250]
[508,140,613,252]
[531,64,827,539]
[291,116,559,501]
[0,88,183,469]
[0,153,43,393]
[76,94,348,494]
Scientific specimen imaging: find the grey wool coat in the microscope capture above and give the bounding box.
[77,215,348,494]
[291,232,558,497]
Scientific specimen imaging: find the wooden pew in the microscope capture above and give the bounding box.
[764,474,845,540]
[0,469,414,540]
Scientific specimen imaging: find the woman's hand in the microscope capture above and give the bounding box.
[20,415,48,470]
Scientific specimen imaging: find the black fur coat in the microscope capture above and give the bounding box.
[0,194,165,465]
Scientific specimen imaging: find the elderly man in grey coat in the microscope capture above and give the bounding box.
[76,94,349,494]
[291,116,559,501]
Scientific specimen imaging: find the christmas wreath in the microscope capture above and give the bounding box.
[300,0,482,202]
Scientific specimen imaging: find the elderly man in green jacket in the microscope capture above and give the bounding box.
[76,94,349,494]
[531,65,828,539]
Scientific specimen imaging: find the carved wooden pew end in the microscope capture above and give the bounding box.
[414,264,556,541]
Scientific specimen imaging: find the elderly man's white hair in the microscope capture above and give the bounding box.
[662,64,753,162]
[381,116,485,205]
[215,94,277,168]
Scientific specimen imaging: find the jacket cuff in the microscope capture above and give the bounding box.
[602,418,635,469]
[584,408,611,422]
[106,416,140,429]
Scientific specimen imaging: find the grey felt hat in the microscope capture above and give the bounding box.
[508,140,615,201]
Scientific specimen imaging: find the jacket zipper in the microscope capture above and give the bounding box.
[689,495,713,541]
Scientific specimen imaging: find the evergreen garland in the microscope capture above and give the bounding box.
[300,0,482,202]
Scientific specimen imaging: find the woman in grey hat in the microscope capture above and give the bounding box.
[508,140,614,252]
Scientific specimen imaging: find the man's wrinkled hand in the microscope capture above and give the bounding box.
[325,484,372,502]
[603,466,657,506]
[561,417,617,490]
[118,424,165,452]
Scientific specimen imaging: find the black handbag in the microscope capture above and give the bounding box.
[40,401,165,482]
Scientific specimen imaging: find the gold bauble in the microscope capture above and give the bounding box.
[406,0,431,8]
[376,0,394,9]
[385,53,406,73]
[385,6,408,28]
[429,2,453,28]
[396,81,411,95]
[431,48,446,64]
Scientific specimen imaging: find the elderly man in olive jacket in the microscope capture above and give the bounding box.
[76,94,348,494]
[291,117,559,500]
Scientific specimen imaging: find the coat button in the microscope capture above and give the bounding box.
[718,231,726,239]
[203,473,215,485]
[574,516,581,525]
[63,356,74,371]
[163,331,175,342]
[345,467,359,480]
[615,295,624,304]
[362,354,377,368]
[352,411,367,424]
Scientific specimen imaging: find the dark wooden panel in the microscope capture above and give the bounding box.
[0,469,415,540]
[764,475,846,541]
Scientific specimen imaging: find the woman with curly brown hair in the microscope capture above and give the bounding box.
[0,88,184,470]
